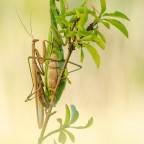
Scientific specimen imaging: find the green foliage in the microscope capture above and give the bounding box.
[103,11,130,20]
[100,0,106,14]
[46,105,93,144]
[103,18,129,38]
[53,0,129,68]
[80,42,100,67]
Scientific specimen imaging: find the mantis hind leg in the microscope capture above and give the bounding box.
[68,61,82,73]
[61,61,82,80]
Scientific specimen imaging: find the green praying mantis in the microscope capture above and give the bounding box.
[16,0,82,129]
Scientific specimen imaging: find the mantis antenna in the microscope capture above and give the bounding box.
[15,7,34,39]
[29,9,34,38]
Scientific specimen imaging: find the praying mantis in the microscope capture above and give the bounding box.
[16,0,82,129]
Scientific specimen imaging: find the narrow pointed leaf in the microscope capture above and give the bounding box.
[64,10,75,17]
[65,28,75,37]
[75,8,81,18]
[67,78,72,84]
[103,11,130,21]
[56,16,69,27]
[58,132,67,144]
[80,0,87,7]
[64,7,95,17]
[96,30,106,43]
[81,8,88,26]
[77,30,93,37]
[81,42,100,68]
[69,15,77,23]
[70,105,79,124]
[70,117,93,129]
[92,36,105,49]
[57,118,63,126]
[64,69,69,77]
[77,8,88,28]
[64,130,75,143]
[64,104,71,126]
[100,0,106,14]
[80,47,84,63]
[104,18,128,37]
[101,21,110,29]
[80,35,92,41]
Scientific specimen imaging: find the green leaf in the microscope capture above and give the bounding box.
[81,42,100,68]
[61,18,69,27]
[75,7,88,28]
[71,117,93,129]
[104,18,128,38]
[57,118,63,126]
[64,130,75,143]
[65,28,75,38]
[96,30,106,43]
[103,11,130,21]
[81,8,88,25]
[64,10,75,17]
[75,8,81,18]
[100,0,106,14]
[80,47,84,63]
[77,30,93,37]
[92,36,105,49]
[69,15,77,23]
[80,0,87,7]
[56,16,69,27]
[64,69,69,77]
[70,105,79,124]
[64,7,95,17]
[67,78,72,84]
[58,131,67,144]
[80,35,92,41]
[101,21,110,29]
[55,16,64,28]
[64,104,71,126]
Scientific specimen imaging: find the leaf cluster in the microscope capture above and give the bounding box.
[44,105,93,144]
[55,0,129,68]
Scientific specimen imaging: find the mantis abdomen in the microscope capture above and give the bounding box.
[47,53,60,92]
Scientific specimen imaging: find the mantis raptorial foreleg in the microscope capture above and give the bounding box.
[31,39,45,129]
[27,39,82,102]
[26,40,45,103]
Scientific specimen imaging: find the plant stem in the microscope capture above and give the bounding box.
[38,43,74,144]
[43,126,68,140]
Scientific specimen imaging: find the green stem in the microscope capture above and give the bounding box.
[43,126,68,140]
[38,43,74,144]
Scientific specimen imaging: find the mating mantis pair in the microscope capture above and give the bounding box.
[16,0,81,129]
[26,37,81,129]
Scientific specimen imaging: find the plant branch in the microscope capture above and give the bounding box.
[43,125,68,140]
[38,43,75,144]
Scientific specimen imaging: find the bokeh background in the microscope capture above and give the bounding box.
[0,0,144,144]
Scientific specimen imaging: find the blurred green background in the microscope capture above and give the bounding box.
[0,0,144,144]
